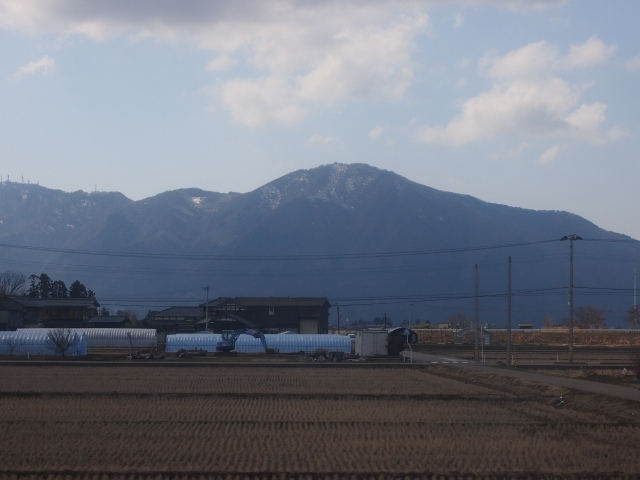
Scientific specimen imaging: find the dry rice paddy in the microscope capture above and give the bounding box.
[1,364,639,480]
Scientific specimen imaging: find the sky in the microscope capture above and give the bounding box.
[1,0,639,240]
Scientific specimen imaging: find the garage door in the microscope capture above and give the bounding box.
[299,319,318,334]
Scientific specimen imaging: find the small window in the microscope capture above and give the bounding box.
[269,307,275,316]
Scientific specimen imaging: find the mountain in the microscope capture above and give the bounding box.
[0,163,637,327]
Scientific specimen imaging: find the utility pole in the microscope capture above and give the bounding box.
[203,285,210,331]
[337,304,340,334]
[634,267,637,308]
[507,256,512,367]
[561,235,581,363]
[475,264,479,362]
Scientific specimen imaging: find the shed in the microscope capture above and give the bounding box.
[355,330,388,356]
[87,315,131,328]
[387,327,419,344]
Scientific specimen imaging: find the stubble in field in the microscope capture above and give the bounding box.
[1,365,639,480]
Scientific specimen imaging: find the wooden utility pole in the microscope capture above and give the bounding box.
[507,256,512,367]
[475,264,479,362]
[203,285,210,331]
[561,235,581,364]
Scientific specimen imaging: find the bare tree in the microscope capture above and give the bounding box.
[625,306,640,329]
[116,309,142,327]
[44,329,78,357]
[574,305,608,329]
[448,312,471,329]
[0,271,27,296]
[2,336,25,355]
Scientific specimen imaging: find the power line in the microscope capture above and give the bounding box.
[0,239,559,261]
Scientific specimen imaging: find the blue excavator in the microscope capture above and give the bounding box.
[216,328,272,353]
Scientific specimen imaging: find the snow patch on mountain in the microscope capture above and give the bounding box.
[312,164,376,208]
[261,185,282,210]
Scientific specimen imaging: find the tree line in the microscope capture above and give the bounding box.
[0,271,95,299]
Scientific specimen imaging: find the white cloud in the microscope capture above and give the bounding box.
[480,41,561,80]
[206,54,236,72]
[307,135,337,146]
[12,55,55,79]
[453,14,463,28]
[419,37,621,145]
[496,0,568,11]
[480,36,615,79]
[219,76,305,127]
[623,55,640,71]
[490,142,532,161]
[369,126,385,139]
[457,57,471,69]
[0,0,429,127]
[566,36,616,69]
[537,145,562,164]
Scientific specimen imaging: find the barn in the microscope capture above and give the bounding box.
[203,297,331,334]
[0,295,100,330]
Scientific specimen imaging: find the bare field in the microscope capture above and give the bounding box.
[1,365,640,480]
[419,329,640,347]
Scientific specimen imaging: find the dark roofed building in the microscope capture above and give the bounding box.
[387,327,419,344]
[146,306,204,334]
[0,295,100,330]
[204,297,331,334]
[87,315,131,328]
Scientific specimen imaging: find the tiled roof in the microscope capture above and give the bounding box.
[205,297,331,308]
[87,316,129,324]
[150,306,203,318]
[4,296,100,308]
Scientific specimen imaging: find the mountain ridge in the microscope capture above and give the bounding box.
[0,163,636,327]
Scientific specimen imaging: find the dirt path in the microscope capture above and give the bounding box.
[407,351,640,402]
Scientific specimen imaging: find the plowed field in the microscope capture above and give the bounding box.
[1,364,639,480]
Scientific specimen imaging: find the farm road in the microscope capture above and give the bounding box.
[406,351,640,402]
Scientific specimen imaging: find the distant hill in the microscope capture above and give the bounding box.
[0,163,637,327]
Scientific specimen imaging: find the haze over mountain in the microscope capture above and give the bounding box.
[0,163,637,327]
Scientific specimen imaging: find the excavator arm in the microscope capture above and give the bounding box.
[216,328,271,353]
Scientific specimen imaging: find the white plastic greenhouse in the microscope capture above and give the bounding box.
[18,328,157,348]
[0,331,87,356]
[166,333,352,354]
[166,333,222,352]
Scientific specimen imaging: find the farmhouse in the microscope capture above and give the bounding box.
[146,306,204,334]
[86,315,131,328]
[146,297,331,336]
[204,297,331,334]
[0,295,101,330]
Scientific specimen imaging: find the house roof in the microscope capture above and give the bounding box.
[204,297,331,308]
[87,315,129,325]
[208,312,258,328]
[2,295,100,309]
[388,327,417,336]
[149,306,203,318]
